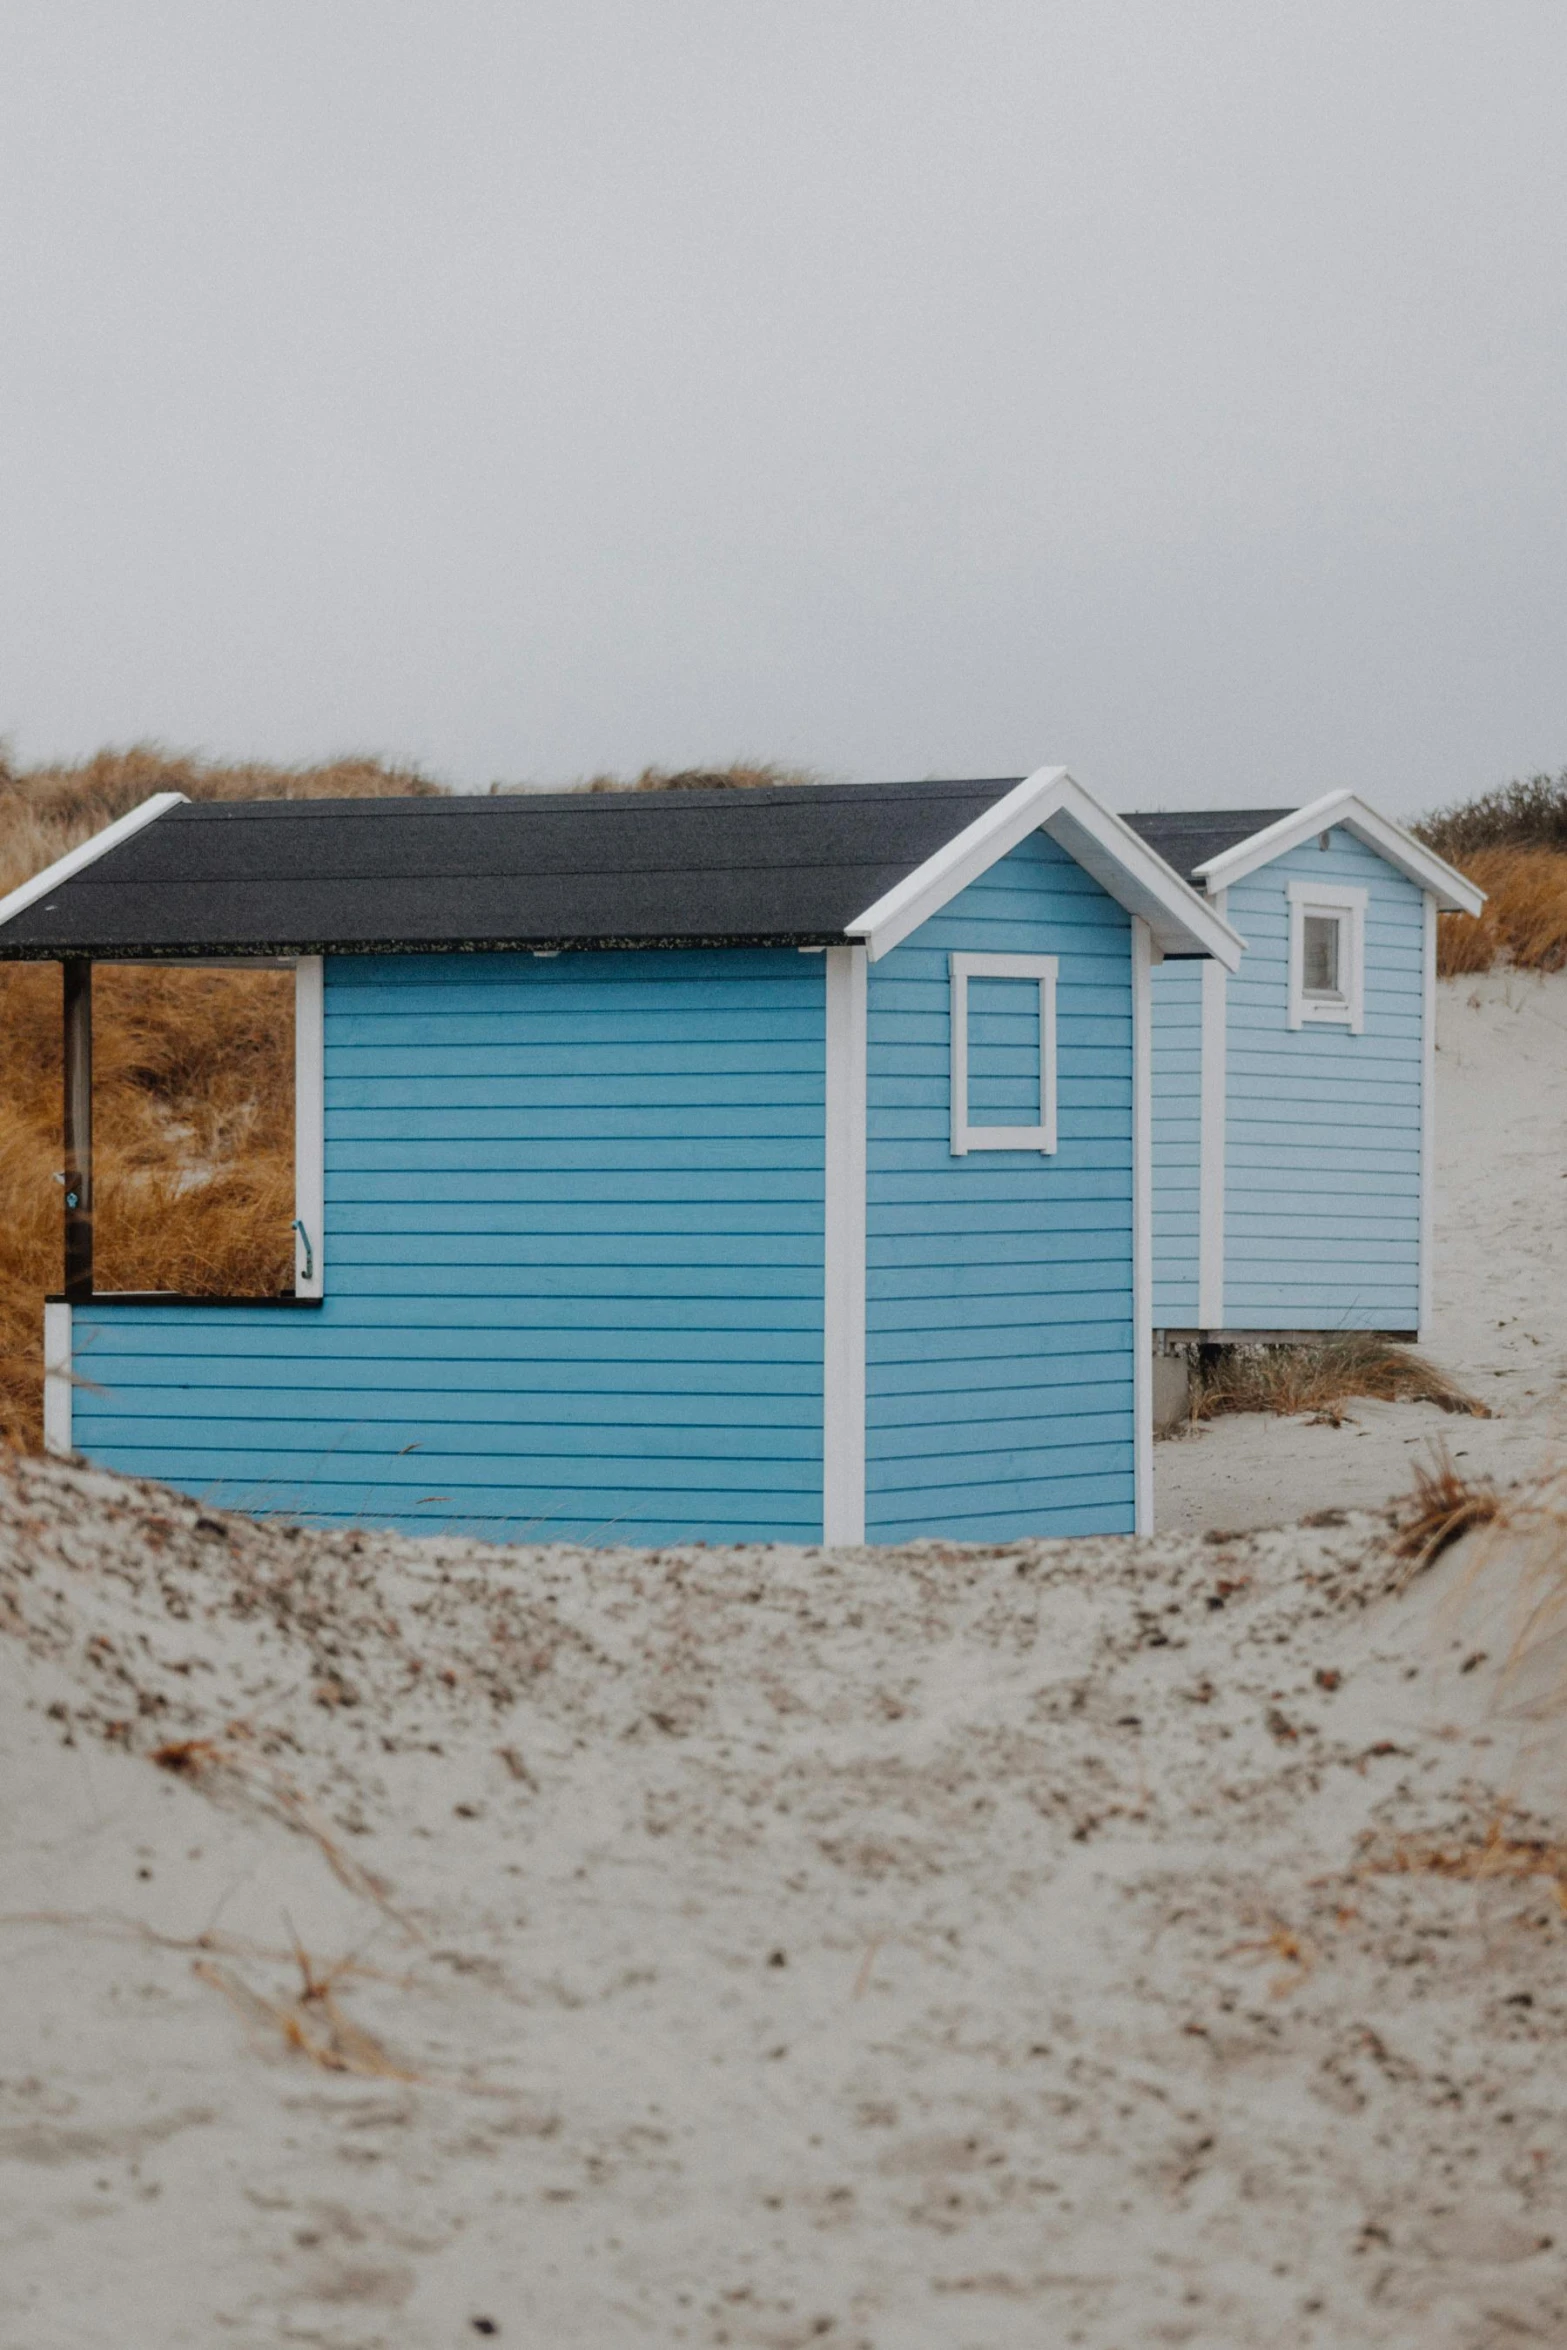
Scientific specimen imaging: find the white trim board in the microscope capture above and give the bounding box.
[1131,918,1154,1537]
[823,944,867,1545]
[43,1302,72,1457]
[294,957,325,1298]
[1194,789,1484,914]
[0,794,187,933]
[1197,885,1227,1329]
[1418,891,1436,1339]
[948,952,1058,1155]
[1286,881,1366,1033]
[846,769,1244,969]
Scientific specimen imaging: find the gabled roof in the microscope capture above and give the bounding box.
[1188,791,1484,913]
[1126,792,1483,914]
[0,771,1243,965]
[1122,808,1296,888]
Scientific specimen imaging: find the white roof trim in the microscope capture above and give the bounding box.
[845,767,1246,968]
[0,793,188,933]
[1192,789,1485,914]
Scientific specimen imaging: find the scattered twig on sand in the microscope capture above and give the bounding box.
[1390,1445,1501,1584]
[193,1944,421,2080]
[148,1736,421,1938]
[0,1909,408,1984]
[1224,1919,1316,1996]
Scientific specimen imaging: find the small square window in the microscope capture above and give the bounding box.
[1287,883,1365,1032]
[949,952,1058,1155]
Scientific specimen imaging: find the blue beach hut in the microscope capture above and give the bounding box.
[4,770,1239,1544]
[1125,792,1482,1344]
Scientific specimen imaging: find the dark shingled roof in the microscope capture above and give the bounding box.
[0,778,1030,959]
[1121,808,1297,887]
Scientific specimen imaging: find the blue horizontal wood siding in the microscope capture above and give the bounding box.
[1222,828,1423,1330]
[1149,956,1202,1324]
[864,830,1136,1543]
[72,949,826,1543]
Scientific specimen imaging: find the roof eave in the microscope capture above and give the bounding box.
[0,793,188,936]
[844,768,1246,968]
[1193,789,1486,914]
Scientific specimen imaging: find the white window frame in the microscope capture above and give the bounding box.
[1286,882,1366,1033]
[949,951,1058,1155]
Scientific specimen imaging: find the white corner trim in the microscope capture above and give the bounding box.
[1286,881,1366,1033]
[1131,918,1154,1536]
[844,768,1244,969]
[823,944,867,1546]
[949,952,1058,1155]
[1418,891,1436,1339]
[0,793,187,933]
[1192,789,1485,915]
[294,957,325,1298]
[1197,885,1227,1330]
[43,1302,73,1457]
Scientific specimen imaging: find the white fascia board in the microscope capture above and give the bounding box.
[1040,783,1245,968]
[846,768,1245,968]
[1193,790,1485,915]
[0,793,188,933]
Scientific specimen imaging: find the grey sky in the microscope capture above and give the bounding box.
[3,3,1565,815]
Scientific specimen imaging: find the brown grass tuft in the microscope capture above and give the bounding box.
[1434,845,1567,977]
[1390,1444,1501,1581]
[1188,1334,1488,1426]
[0,747,441,1450]
[193,1950,419,2079]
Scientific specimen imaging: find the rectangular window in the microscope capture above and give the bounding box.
[1301,912,1341,998]
[1287,883,1365,1032]
[949,951,1058,1154]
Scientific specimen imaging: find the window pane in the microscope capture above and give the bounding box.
[967,976,1041,1120]
[1302,914,1341,997]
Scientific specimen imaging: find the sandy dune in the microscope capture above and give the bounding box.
[1,974,1564,2349]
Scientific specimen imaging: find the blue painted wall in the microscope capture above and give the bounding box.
[1222,828,1423,1331]
[1149,956,1203,1324]
[1149,826,1425,1331]
[864,830,1136,1542]
[73,949,827,1542]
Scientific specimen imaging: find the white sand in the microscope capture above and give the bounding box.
[1157,971,1567,1533]
[2,970,1565,2349]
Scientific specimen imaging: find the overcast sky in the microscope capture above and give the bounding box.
[3,4,1565,815]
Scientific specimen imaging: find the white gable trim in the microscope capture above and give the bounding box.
[823,944,867,1545]
[0,793,187,933]
[846,769,1245,969]
[1193,790,1484,914]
